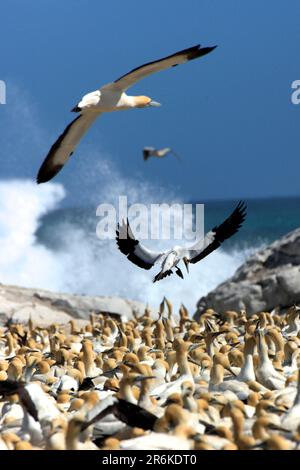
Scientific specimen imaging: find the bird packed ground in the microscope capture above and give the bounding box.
[0,301,300,450]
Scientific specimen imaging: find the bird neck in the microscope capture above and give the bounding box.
[252,419,270,441]
[119,380,137,404]
[292,371,300,406]
[210,363,224,386]
[257,332,271,366]
[7,333,16,355]
[138,381,153,410]
[82,344,96,377]
[121,94,150,109]
[66,423,81,450]
[231,410,245,442]
[239,351,255,381]
[176,349,191,377]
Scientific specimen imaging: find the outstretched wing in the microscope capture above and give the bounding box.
[111,44,217,91]
[116,219,163,270]
[0,380,38,421]
[188,201,247,264]
[37,113,100,183]
[82,397,157,432]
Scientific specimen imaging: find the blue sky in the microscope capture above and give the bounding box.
[1,0,300,203]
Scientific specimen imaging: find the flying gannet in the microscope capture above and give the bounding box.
[116,201,246,283]
[36,44,216,183]
[143,147,181,161]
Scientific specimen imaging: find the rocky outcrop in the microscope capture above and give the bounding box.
[0,283,151,327]
[194,228,300,319]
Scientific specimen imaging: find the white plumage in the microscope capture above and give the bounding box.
[36,44,216,183]
[116,201,246,282]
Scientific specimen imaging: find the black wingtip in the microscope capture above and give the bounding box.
[186,44,218,61]
[71,105,81,113]
[36,173,48,185]
[36,163,64,184]
[236,200,247,219]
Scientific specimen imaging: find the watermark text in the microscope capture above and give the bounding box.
[96,196,204,242]
[0,80,6,105]
[291,80,300,105]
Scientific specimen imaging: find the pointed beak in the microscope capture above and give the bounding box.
[149,100,161,107]
[102,366,121,377]
[134,375,156,383]
[269,405,287,414]
[183,257,189,273]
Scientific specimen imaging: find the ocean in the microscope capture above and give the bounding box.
[0,178,299,314]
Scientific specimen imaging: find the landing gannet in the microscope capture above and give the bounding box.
[143,147,181,161]
[116,201,246,282]
[36,44,216,183]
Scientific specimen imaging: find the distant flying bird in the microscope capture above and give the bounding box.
[143,147,181,162]
[116,202,247,283]
[36,44,217,183]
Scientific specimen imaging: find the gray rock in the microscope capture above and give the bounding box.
[194,228,300,319]
[0,283,152,326]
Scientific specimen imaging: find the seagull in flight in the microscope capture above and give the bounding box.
[36,44,217,183]
[116,202,247,283]
[143,147,181,162]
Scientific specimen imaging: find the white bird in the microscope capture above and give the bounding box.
[36,44,216,183]
[281,370,300,431]
[143,147,181,161]
[119,432,191,450]
[0,380,61,445]
[255,330,286,390]
[116,202,246,282]
[236,336,256,383]
[150,340,194,403]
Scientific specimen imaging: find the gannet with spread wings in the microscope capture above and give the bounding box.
[116,202,247,283]
[143,147,181,161]
[37,44,216,183]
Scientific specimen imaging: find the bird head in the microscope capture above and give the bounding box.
[134,96,161,108]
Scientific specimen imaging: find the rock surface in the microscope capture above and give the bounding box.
[0,283,151,327]
[194,228,300,319]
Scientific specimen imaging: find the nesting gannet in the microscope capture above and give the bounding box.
[0,379,61,445]
[116,201,246,282]
[282,306,300,337]
[208,362,250,401]
[281,370,300,431]
[81,373,158,438]
[66,415,99,450]
[143,147,181,162]
[1,381,61,423]
[255,330,286,390]
[82,395,158,435]
[150,339,194,403]
[3,298,300,450]
[236,337,256,383]
[36,44,216,183]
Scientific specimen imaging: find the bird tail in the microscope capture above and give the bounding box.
[171,150,182,161]
[175,266,184,279]
[153,270,173,283]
